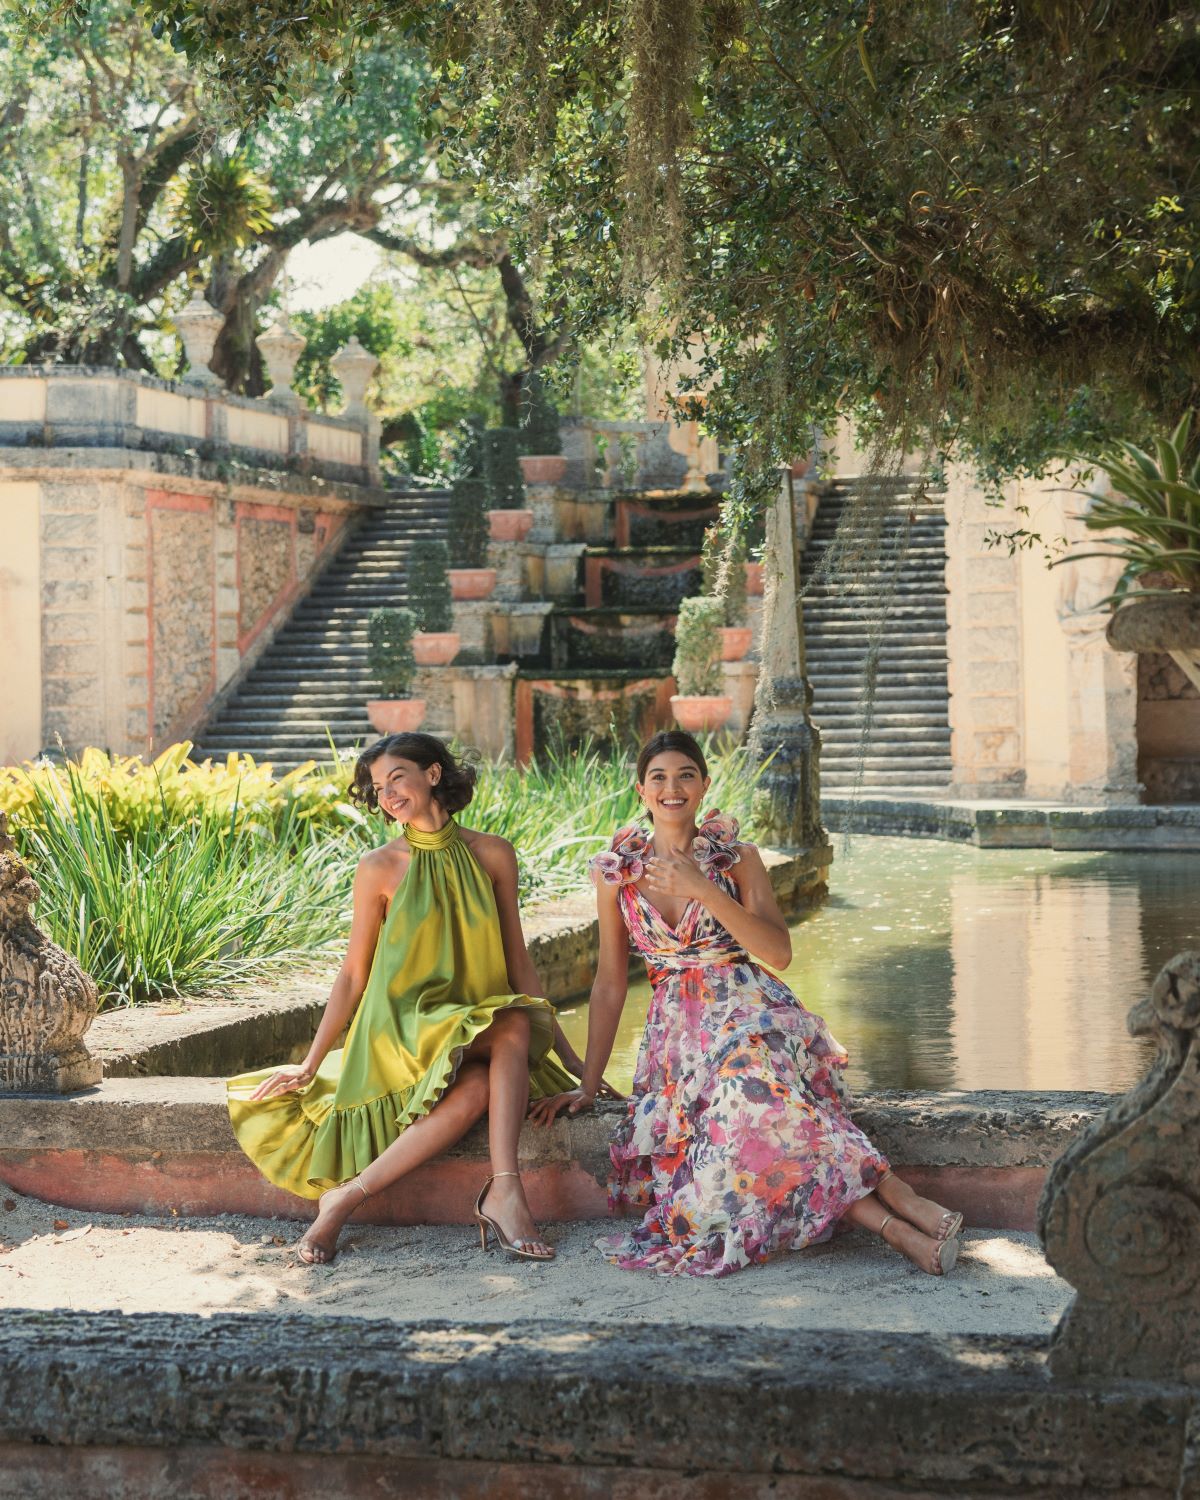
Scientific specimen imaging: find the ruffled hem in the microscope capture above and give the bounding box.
[227,995,573,1200]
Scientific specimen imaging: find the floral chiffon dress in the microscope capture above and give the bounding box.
[590,811,888,1277]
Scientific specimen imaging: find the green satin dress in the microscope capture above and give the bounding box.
[227,818,574,1199]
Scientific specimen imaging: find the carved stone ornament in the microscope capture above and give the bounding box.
[0,813,101,1093]
[175,290,224,389]
[255,313,306,409]
[330,336,379,419]
[1039,950,1200,1383]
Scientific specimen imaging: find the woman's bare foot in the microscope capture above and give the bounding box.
[296,1177,369,1265]
[879,1213,960,1276]
[480,1174,554,1260]
[877,1172,963,1241]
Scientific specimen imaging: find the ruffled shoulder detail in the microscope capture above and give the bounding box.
[691,808,742,873]
[588,822,651,885]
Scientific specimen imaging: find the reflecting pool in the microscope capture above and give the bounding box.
[555,836,1200,1094]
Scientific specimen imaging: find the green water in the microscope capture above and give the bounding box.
[556,836,1200,1094]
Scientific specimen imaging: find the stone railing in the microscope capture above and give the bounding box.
[0,366,378,486]
[561,417,701,491]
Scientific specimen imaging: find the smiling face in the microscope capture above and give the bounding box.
[637,750,711,826]
[369,755,442,824]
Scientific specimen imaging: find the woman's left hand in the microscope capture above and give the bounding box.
[643,848,709,903]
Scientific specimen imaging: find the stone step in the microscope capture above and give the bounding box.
[198,730,372,753]
[208,718,373,737]
[820,741,951,760]
[805,625,948,642]
[813,709,949,728]
[823,768,953,785]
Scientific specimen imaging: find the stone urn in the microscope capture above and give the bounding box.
[720,626,753,661]
[366,698,427,734]
[255,313,305,409]
[519,455,568,486]
[670,694,733,733]
[744,562,765,597]
[448,568,498,601]
[1106,594,1200,692]
[175,290,223,389]
[488,509,535,543]
[412,631,460,667]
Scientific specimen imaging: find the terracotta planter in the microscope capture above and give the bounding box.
[719,626,753,662]
[366,698,427,734]
[448,568,497,601]
[519,454,568,486]
[670,694,733,733]
[744,562,765,596]
[411,631,460,667]
[487,508,534,542]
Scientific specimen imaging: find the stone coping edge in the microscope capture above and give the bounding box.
[88,843,830,1079]
[824,795,1200,849]
[0,1083,1109,1171]
[0,1311,1193,1494]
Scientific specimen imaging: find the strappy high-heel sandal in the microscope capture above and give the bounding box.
[879,1211,960,1277]
[474,1171,555,1262]
[879,1171,964,1242]
[296,1175,370,1266]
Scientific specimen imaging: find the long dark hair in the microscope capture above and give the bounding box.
[349,733,478,818]
[635,731,709,795]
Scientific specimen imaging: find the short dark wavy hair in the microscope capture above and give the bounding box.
[348,733,478,819]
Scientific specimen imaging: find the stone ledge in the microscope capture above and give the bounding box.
[824,795,1200,849]
[87,845,829,1080]
[0,1311,1192,1496]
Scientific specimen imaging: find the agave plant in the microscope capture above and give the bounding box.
[1059,413,1200,605]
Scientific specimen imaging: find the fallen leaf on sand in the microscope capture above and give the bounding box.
[52,1219,69,1232]
[2,1200,15,1213]
[271,1235,287,1246]
[53,1224,92,1243]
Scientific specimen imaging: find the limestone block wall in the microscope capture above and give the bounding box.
[1138,653,1200,802]
[0,456,372,763]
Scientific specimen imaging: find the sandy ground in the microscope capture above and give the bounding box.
[0,1189,1069,1335]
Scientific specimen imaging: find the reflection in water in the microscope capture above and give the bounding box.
[556,837,1200,1094]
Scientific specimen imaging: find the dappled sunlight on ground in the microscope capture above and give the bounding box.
[0,1188,1071,1336]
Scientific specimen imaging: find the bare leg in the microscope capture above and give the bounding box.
[297,1061,490,1264]
[843,1191,954,1276]
[466,1008,553,1259]
[875,1171,963,1240]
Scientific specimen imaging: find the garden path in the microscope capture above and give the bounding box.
[0,1188,1068,1336]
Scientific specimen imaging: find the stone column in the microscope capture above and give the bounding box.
[214,497,241,692]
[0,814,101,1093]
[1040,950,1200,1383]
[748,469,829,855]
[944,465,1026,795]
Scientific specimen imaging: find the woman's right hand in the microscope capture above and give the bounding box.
[528,1087,595,1127]
[249,1063,315,1101]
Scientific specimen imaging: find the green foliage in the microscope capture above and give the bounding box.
[407,538,454,631]
[1055,413,1200,605]
[701,523,747,627]
[15,763,349,1007]
[367,607,417,697]
[483,426,526,508]
[672,595,725,696]
[519,372,562,455]
[448,475,489,566]
[454,416,487,479]
[170,154,274,256]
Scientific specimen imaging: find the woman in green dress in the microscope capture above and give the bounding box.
[227,732,589,1265]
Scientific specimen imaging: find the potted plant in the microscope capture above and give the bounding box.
[701,525,752,660]
[483,424,534,540]
[366,607,425,733]
[447,475,496,599]
[1058,413,1200,687]
[518,373,568,485]
[407,538,460,665]
[670,595,732,732]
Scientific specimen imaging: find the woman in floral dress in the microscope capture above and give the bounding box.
[532,730,964,1278]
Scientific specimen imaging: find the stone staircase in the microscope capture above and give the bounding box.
[193,489,450,768]
[801,477,952,794]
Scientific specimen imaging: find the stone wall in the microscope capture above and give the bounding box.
[1138,652,1200,802]
[0,451,375,760]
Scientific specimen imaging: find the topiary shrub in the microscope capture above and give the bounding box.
[454,415,486,479]
[700,525,748,626]
[448,476,489,567]
[520,373,563,456]
[483,426,526,508]
[672,595,725,696]
[367,607,417,697]
[407,539,454,632]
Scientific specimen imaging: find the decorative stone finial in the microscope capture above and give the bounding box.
[255,313,306,409]
[1040,949,1200,1383]
[0,813,101,1093]
[330,336,378,419]
[175,291,224,389]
